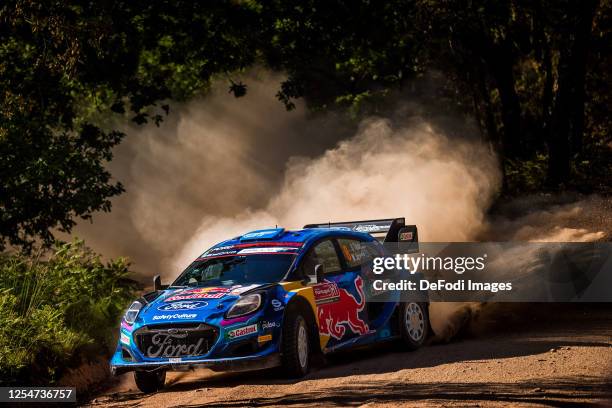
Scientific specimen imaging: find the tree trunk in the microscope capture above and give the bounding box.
[569,1,598,155]
[546,0,599,186]
[534,0,553,138]
[487,41,522,159]
[470,60,500,148]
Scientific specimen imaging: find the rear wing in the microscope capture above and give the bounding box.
[303,217,418,245]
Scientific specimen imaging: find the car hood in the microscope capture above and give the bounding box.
[138,284,267,324]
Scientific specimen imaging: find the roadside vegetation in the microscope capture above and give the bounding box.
[0,240,137,385]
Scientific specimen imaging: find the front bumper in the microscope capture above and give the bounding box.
[110,352,281,376]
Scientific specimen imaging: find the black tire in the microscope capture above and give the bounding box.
[281,310,310,378]
[134,369,166,393]
[398,302,429,350]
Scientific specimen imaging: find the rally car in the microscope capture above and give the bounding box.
[110,218,430,393]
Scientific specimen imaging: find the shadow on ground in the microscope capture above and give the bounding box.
[177,376,612,407]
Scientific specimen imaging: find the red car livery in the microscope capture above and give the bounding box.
[315,277,369,340]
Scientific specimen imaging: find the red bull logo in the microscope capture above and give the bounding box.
[315,276,369,340]
[166,287,230,302]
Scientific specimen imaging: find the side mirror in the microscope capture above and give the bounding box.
[314,264,325,283]
[153,275,164,291]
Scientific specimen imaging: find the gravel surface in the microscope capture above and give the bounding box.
[89,305,612,407]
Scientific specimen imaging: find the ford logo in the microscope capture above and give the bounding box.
[166,328,188,337]
[158,301,208,311]
[147,332,203,357]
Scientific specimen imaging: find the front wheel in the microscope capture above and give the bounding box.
[281,311,310,378]
[398,302,429,350]
[134,369,166,393]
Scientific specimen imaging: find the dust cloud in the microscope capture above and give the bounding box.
[74,72,503,342]
[73,71,353,278]
[72,71,609,343]
[484,194,608,242]
[174,115,502,272]
[75,72,502,281]
[429,195,609,342]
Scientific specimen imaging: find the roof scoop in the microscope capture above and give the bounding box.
[240,228,285,241]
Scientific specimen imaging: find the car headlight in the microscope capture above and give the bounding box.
[124,301,143,325]
[226,294,262,319]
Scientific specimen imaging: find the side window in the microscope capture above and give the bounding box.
[303,240,342,275]
[297,250,319,280]
[313,240,342,274]
[297,240,343,281]
[338,239,378,268]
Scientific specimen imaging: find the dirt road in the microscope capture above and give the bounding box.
[88,304,612,407]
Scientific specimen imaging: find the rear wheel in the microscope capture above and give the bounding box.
[134,369,166,393]
[398,302,429,350]
[281,311,310,378]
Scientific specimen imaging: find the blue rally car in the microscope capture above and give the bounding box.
[110,218,429,393]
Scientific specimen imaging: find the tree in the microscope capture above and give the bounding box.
[1,0,610,249]
[546,0,600,186]
[0,0,260,249]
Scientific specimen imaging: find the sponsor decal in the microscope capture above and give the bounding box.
[399,231,413,241]
[201,245,237,257]
[158,301,208,311]
[152,313,197,321]
[261,321,280,329]
[188,287,231,294]
[257,334,273,343]
[120,331,130,345]
[226,324,258,339]
[167,293,224,301]
[313,282,340,305]
[271,299,284,311]
[204,250,237,257]
[317,276,369,340]
[354,224,388,233]
[166,287,231,302]
[199,242,303,259]
[147,331,205,358]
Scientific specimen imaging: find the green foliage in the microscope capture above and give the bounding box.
[505,154,549,193]
[260,0,426,111]
[573,145,612,194]
[0,239,137,385]
[0,1,261,250]
[0,0,610,250]
[258,0,610,190]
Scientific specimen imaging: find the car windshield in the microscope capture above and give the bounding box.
[171,254,295,287]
